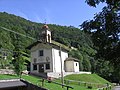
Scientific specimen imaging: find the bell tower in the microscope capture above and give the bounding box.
[40,24,51,43]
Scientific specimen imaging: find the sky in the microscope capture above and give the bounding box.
[0,0,106,27]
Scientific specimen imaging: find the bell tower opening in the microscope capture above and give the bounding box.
[39,24,51,43]
[48,34,51,43]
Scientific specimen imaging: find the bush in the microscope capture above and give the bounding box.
[87,86,92,89]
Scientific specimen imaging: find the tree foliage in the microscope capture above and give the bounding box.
[81,0,120,82]
[12,35,30,76]
[12,51,30,76]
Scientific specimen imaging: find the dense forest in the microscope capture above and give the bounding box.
[0,12,96,73]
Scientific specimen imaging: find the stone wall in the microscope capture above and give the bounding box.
[0,69,29,75]
[47,71,91,78]
[0,69,15,74]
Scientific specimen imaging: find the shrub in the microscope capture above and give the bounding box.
[87,85,92,89]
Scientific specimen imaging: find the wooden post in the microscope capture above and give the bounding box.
[59,46,64,87]
[42,78,44,86]
[67,86,69,90]
[64,80,66,84]
[84,82,86,86]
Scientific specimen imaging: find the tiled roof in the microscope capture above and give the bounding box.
[26,40,71,51]
[65,57,79,62]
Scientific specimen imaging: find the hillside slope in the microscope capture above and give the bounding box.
[65,74,111,84]
[0,12,96,71]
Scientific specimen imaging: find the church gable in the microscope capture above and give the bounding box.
[31,43,52,52]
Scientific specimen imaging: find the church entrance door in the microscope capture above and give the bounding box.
[39,64,44,72]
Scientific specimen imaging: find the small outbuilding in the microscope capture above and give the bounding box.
[64,57,79,72]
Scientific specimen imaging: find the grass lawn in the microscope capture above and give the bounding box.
[21,75,95,90]
[21,75,41,85]
[44,83,96,90]
[0,74,111,90]
[0,74,19,80]
[63,74,112,89]
[64,74,110,84]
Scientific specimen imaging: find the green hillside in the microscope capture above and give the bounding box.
[0,12,96,72]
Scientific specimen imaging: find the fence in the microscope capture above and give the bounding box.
[37,78,73,90]
[64,79,112,90]
[97,85,112,90]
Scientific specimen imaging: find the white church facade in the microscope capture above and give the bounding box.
[27,25,80,78]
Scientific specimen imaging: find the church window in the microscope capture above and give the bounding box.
[46,63,50,69]
[39,50,44,56]
[76,63,77,66]
[33,64,37,70]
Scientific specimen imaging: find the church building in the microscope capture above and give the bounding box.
[27,25,79,78]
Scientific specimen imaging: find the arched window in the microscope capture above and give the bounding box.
[48,34,51,43]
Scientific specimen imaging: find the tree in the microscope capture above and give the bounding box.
[85,0,120,9]
[12,51,29,76]
[12,35,30,76]
[69,50,84,71]
[82,54,92,71]
[81,0,120,81]
[82,0,120,63]
[0,48,13,69]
